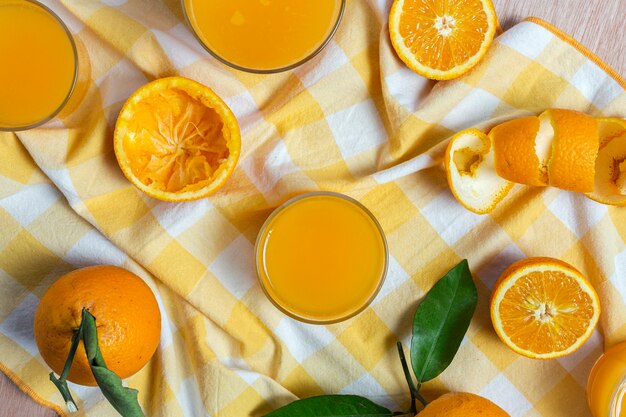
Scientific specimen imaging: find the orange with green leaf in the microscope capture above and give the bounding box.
[34,266,161,416]
[263,260,511,417]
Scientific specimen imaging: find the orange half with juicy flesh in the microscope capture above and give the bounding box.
[542,109,599,193]
[389,0,498,80]
[490,257,600,359]
[444,128,513,214]
[114,76,241,202]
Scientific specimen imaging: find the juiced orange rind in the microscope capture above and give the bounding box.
[444,129,513,214]
[114,76,241,202]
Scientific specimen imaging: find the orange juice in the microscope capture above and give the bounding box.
[256,192,388,323]
[0,0,76,130]
[182,0,344,72]
[588,342,626,417]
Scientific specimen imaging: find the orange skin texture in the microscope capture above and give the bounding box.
[491,116,545,186]
[417,392,510,417]
[33,266,161,386]
[546,109,599,193]
[490,257,600,359]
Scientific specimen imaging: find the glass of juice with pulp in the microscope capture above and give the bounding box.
[255,192,388,324]
[588,341,626,417]
[182,0,345,73]
[0,0,77,131]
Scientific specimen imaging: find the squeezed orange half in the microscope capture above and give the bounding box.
[255,193,388,323]
[0,0,76,129]
[182,0,343,72]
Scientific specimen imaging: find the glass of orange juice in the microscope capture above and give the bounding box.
[255,192,388,324]
[588,342,626,417]
[182,0,345,73]
[0,0,77,131]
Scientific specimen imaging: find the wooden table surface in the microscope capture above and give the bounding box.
[1,1,624,417]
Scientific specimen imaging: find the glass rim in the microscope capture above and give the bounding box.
[254,191,389,325]
[610,380,626,417]
[0,0,78,132]
[180,0,346,74]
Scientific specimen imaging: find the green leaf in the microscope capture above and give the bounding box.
[263,395,392,417]
[82,310,145,417]
[410,259,477,383]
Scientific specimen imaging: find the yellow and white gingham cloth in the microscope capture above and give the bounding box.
[1,1,626,416]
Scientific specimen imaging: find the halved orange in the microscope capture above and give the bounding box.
[444,128,513,214]
[114,76,241,202]
[389,0,498,80]
[490,257,600,359]
[586,118,626,206]
[542,109,599,193]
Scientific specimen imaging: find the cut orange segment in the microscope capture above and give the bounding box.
[389,0,497,80]
[542,109,599,193]
[490,257,600,359]
[444,128,513,214]
[114,76,241,202]
[586,119,626,206]
[490,116,546,186]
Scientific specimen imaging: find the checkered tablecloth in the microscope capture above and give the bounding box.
[1,1,626,416]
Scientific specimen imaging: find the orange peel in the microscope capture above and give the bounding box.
[542,109,598,193]
[490,116,546,186]
[114,76,241,202]
[586,118,626,206]
[444,128,513,214]
[597,117,626,148]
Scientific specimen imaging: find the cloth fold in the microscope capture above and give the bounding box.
[0,1,625,416]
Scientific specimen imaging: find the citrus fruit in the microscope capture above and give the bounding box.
[596,117,626,148]
[114,76,241,202]
[490,116,547,186]
[34,266,161,386]
[586,120,626,206]
[541,109,599,193]
[417,392,510,417]
[490,257,600,359]
[444,128,513,214]
[389,0,497,80]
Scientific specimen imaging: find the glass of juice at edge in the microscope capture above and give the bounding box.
[588,342,626,417]
[255,192,388,324]
[182,0,345,73]
[0,0,77,131]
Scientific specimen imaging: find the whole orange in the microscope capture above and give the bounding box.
[33,266,161,386]
[417,392,510,417]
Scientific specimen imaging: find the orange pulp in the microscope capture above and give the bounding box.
[183,0,342,71]
[256,193,387,323]
[588,342,626,417]
[0,0,76,129]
